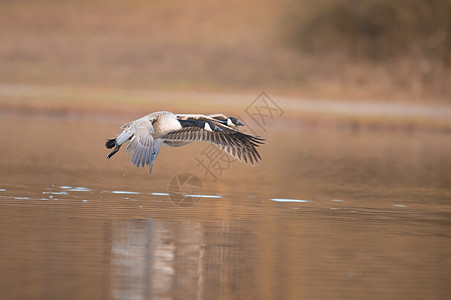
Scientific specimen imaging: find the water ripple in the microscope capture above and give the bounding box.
[186,194,222,199]
[111,191,140,195]
[270,198,310,203]
[43,191,68,195]
[68,187,91,192]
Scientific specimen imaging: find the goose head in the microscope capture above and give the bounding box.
[204,121,223,132]
[227,117,244,127]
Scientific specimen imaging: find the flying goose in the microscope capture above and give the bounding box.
[105,111,264,174]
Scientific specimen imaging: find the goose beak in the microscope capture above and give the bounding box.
[214,126,223,132]
[237,120,244,126]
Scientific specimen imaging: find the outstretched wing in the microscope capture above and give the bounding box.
[207,113,228,121]
[125,119,158,169]
[148,139,163,174]
[176,114,224,124]
[161,123,265,165]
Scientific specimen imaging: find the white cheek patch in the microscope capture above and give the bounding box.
[204,122,213,132]
[227,118,233,126]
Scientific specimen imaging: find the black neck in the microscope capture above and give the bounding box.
[178,119,206,129]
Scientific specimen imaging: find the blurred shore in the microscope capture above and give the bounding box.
[1,84,450,133]
[1,0,450,132]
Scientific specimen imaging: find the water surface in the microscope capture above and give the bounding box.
[0,117,450,299]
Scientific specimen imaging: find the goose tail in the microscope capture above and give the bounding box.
[105,138,116,149]
[106,138,121,159]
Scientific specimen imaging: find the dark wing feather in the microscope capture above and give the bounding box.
[161,126,265,165]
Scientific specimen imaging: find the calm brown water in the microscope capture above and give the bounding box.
[0,117,450,300]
